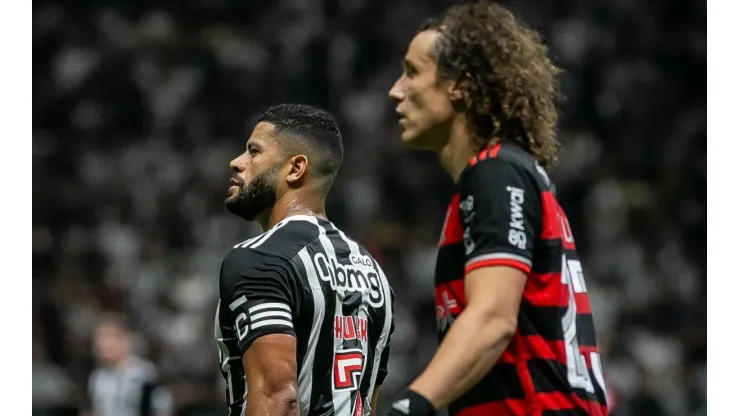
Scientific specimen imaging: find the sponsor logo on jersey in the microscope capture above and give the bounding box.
[435,289,460,333]
[313,252,385,307]
[349,253,373,267]
[506,186,527,249]
[334,315,368,343]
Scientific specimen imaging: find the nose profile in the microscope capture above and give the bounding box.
[229,156,245,172]
[388,78,404,102]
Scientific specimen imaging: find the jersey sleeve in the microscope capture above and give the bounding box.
[220,248,299,354]
[458,157,541,275]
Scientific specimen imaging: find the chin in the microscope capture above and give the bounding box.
[400,127,421,145]
[400,128,440,151]
[400,129,415,143]
[225,194,239,206]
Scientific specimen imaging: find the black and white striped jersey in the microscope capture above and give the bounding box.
[214,215,395,416]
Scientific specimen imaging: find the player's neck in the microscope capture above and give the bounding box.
[438,118,476,183]
[259,191,327,230]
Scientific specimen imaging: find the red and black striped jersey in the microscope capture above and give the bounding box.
[434,143,608,416]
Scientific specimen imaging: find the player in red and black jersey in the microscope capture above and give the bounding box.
[385,2,607,416]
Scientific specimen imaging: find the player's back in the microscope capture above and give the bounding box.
[434,143,607,415]
[215,215,394,416]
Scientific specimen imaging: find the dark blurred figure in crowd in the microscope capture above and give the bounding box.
[83,314,173,416]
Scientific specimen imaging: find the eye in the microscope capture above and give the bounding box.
[247,144,259,155]
[402,59,418,79]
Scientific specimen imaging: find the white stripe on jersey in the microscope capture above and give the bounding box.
[465,252,532,268]
[246,302,293,331]
[251,310,292,321]
[234,215,325,249]
[312,225,354,414]
[332,223,373,413]
[247,219,291,248]
[297,244,326,416]
[251,319,294,329]
[248,302,291,313]
[229,295,247,311]
[366,258,393,412]
[297,215,329,416]
[233,235,260,249]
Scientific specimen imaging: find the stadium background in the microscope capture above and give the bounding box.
[32,0,706,415]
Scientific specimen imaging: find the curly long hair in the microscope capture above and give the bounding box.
[421,1,562,171]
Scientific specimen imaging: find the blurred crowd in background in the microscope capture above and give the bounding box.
[32,0,706,415]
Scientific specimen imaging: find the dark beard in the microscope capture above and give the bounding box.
[225,165,280,221]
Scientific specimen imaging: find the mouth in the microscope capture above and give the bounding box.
[229,178,240,187]
[396,110,406,125]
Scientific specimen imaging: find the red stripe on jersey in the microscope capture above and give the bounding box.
[439,194,463,247]
[465,258,531,275]
[477,147,490,161]
[453,398,530,416]
[536,392,608,416]
[524,272,568,308]
[521,275,593,316]
[488,143,501,158]
[515,341,538,415]
[581,345,602,365]
[575,293,592,315]
[468,143,502,166]
[435,278,467,312]
[520,336,563,362]
[499,347,516,364]
[446,278,467,305]
[540,191,576,251]
[519,336,600,367]
[453,395,607,416]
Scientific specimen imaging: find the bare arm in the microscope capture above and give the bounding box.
[409,266,526,409]
[243,333,300,416]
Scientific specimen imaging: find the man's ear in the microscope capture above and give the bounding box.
[286,154,308,186]
[447,73,470,105]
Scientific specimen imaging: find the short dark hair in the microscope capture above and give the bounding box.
[257,103,344,189]
[419,1,561,171]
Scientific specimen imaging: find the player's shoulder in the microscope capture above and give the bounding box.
[460,142,554,193]
[230,215,323,258]
[221,215,326,278]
